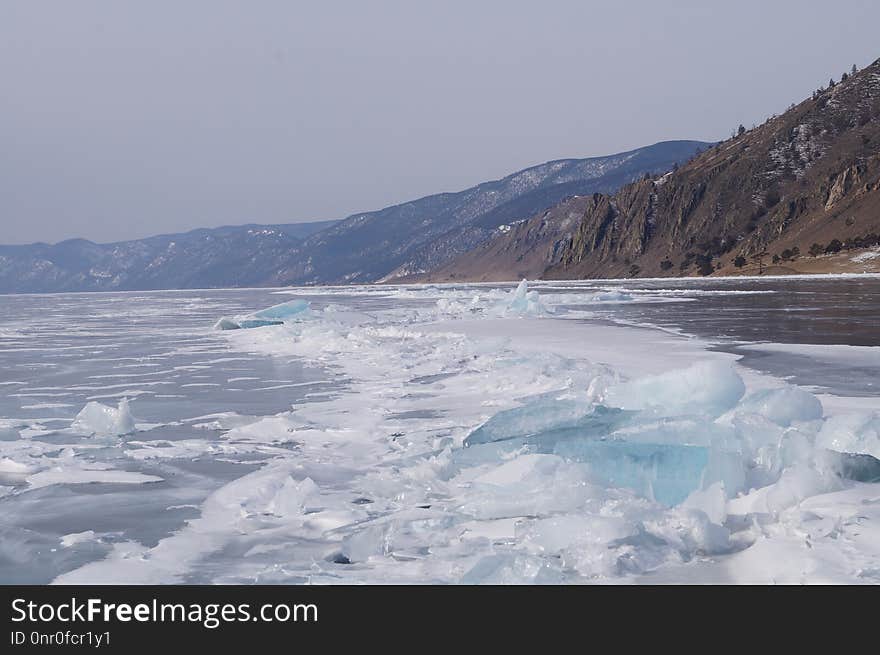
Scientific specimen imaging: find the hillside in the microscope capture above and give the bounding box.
[373,140,708,283]
[412,195,594,282]
[0,141,707,292]
[0,220,336,293]
[541,58,880,280]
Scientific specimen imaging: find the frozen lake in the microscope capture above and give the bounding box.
[1,277,879,584]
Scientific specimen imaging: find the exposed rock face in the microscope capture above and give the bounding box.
[543,57,880,280]
[416,196,593,282]
[825,163,872,211]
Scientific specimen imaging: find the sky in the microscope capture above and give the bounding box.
[2,1,878,245]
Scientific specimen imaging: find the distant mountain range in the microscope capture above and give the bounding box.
[0,221,337,293]
[431,57,880,282]
[0,141,707,293]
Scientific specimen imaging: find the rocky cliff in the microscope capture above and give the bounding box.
[543,58,880,279]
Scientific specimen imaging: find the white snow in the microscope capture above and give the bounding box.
[851,249,880,263]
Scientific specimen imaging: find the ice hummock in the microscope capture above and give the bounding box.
[503,279,548,316]
[70,398,136,436]
[462,414,733,507]
[459,362,859,507]
[215,299,310,330]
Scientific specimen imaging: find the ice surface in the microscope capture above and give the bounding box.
[70,398,136,436]
[27,466,162,490]
[16,281,880,585]
[215,317,282,330]
[591,290,633,302]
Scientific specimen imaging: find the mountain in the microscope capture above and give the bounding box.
[413,195,595,283]
[370,140,709,283]
[537,58,880,280]
[0,141,708,293]
[0,220,337,293]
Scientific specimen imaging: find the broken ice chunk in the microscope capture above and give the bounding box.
[551,438,712,507]
[816,412,880,459]
[464,399,627,446]
[250,299,310,321]
[500,280,548,316]
[215,299,309,330]
[606,361,745,417]
[737,387,823,426]
[70,398,136,436]
[266,476,319,517]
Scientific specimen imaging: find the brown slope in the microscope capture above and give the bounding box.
[411,196,592,282]
[539,57,880,280]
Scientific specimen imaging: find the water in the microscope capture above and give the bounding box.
[0,277,878,584]
[557,276,880,346]
[533,276,880,396]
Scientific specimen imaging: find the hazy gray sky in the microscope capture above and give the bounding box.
[2,1,877,244]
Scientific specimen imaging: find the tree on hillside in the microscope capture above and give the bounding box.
[734,256,746,268]
[852,64,858,75]
[809,243,824,257]
[738,124,746,136]
[825,239,843,254]
[751,250,769,274]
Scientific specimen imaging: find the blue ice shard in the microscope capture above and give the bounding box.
[551,438,710,507]
[215,299,309,330]
[461,399,743,506]
[249,299,309,321]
